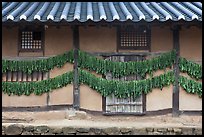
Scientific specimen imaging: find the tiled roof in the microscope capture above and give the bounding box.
[2,2,202,23]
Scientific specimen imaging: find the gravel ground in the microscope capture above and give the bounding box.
[2,110,202,128]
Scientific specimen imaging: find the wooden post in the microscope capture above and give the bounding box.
[46,72,50,106]
[172,25,180,117]
[101,55,107,113]
[73,25,80,110]
[102,97,106,113]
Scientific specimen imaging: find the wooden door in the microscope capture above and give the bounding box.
[105,55,146,114]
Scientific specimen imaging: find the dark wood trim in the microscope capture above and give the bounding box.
[72,25,80,110]
[1,105,103,115]
[116,25,120,52]
[148,109,201,116]
[5,72,8,81]
[18,49,44,52]
[26,72,28,81]
[106,103,142,106]
[18,27,21,56]
[2,56,49,60]
[147,26,151,52]
[2,106,201,116]
[145,108,172,116]
[142,93,146,113]
[21,71,23,82]
[46,71,50,106]
[41,72,43,80]
[103,109,202,116]
[103,112,146,116]
[102,97,106,112]
[179,110,202,116]
[42,25,45,56]
[101,66,107,113]
[118,46,150,50]
[14,72,18,82]
[29,73,32,81]
[2,105,73,112]
[143,26,150,113]
[36,71,39,81]
[148,25,152,52]
[3,19,201,29]
[88,51,168,57]
[172,25,181,117]
[10,71,13,82]
[79,108,103,115]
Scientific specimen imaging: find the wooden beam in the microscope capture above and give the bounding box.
[72,25,80,110]
[88,50,170,57]
[2,19,202,28]
[172,25,180,117]
[103,112,145,116]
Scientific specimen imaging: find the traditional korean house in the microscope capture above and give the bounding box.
[2,2,202,116]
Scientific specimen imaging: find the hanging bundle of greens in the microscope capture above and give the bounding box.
[179,57,202,80]
[2,49,176,78]
[78,69,175,99]
[2,47,202,99]
[78,50,176,78]
[2,69,175,98]
[2,71,74,96]
[2,50,74,74]
[179,76,202,97]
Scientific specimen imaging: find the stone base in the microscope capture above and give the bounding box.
[2,125,202,135]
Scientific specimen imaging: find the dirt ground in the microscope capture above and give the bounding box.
[2,110,202,128]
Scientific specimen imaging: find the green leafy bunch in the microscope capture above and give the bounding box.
[179,76,202,97]
[78,50,176,78]
[2,50,176,78]
[179,57,202,80]
[2,71,73,96]
[2,50,74,74]
[2,49,202,98]
[79,69,175,99]
[2,69,175,98]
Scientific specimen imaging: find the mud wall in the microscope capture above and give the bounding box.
[2,25,202,112]
[179,26,202,111]
[146,27,173,111]
[2,26,73,107]
[79,26,117,111]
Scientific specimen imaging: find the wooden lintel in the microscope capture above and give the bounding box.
[88,50,170,57]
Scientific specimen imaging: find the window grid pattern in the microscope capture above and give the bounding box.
[21,31,42,50]
[118,26,150,50]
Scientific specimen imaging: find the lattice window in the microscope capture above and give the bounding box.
[104,55,146,114]
[2,71,49,82]
[118,26,150,50]
[19,27,44,52]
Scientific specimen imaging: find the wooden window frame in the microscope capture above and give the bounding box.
[18,26,45,53]
[117,25,151,50]
[102,94,146,115]
[3,70,49,82]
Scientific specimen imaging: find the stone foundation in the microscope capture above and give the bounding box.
[2,124,202,135]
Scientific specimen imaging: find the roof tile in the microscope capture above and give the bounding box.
[2,2,202,22]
